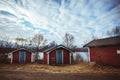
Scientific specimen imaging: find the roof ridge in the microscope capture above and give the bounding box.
[43,45,72,53]
[84,36,120,47]
[94,36,120,41]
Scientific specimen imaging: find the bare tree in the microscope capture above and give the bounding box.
[83,34,98,46]
[76,53,83,62]
[63,33,74,49]
[107,26,120,37]
[1,35,12,48]
[16,38,28,47]
[31,34,47,61]
[32,34,47,47]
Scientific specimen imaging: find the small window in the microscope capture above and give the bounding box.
[117,50,120,54]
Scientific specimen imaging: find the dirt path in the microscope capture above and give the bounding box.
[0,63,120,80]
[0,71,120,80]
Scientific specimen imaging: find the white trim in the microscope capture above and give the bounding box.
[69,53,71,64]
[31,53,33,62]
[11,53,13,64]
[19,51,20,62]
[62,50,63,64]
[56,50,57,64]
[31,53,35,62]
[24,52,26,62]
[117,50,120,54]
[10,48,27,54]
[88,48,90,62]
[44,45,73,53]
[56,50,58,64]
[47,52,49,65]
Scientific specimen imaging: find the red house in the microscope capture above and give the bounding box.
[84,36,120,66]
[43,45,73,65]
[9,48,32,63]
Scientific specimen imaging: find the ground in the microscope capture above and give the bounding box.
[0,63,120,80]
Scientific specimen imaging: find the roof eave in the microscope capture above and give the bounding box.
[10,48,29,53]
[43,45,73,53]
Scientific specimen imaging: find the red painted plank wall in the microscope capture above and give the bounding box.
[43,47,71,65]
[49,50,56,65]
[90,46,120,66]
[44,52,48,64]
[25,51,31,62]
[13,51,19,63]
[63,48,70,64]
[13,50,31,63]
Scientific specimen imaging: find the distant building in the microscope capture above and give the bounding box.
[72,47,88,62]
[84,36,120,67]
[43,45,73,65]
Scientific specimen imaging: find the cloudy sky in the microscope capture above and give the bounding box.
[0,0,120,47]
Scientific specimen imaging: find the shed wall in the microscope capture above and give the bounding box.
[13,50,31,63]
[44,47,71,65]
[90,46,120,66]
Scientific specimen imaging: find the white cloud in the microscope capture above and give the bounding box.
[0,0,120,47]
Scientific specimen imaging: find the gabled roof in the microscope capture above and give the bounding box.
[10,48,31,53]
[83,36,120,47]
[43,45,73,53]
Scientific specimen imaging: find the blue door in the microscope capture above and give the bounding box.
[20,51,25,62]
[57,50,62,64]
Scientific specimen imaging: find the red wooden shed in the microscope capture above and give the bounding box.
[84,36,120,67]
[43,45,73,65]
[9,48,32,63]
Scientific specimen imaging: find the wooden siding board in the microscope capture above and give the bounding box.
[44,52,48,64]
[13,51,19,63]
[90,46,120,66]
[63,48,70,64]
[49,50,56,65]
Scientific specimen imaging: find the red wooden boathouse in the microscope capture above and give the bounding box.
[9,48,32,63]
[84,36,120,66]
[43,45,73,65]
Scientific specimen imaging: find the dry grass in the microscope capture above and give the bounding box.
[0,62,120,73]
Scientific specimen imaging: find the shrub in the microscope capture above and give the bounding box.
[36,59,44,64]
[0,54,9,64]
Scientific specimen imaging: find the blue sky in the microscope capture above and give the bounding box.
[0,0,120,47]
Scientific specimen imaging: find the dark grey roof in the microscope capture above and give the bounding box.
[43,45,73,53]
[84,36,120,47]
